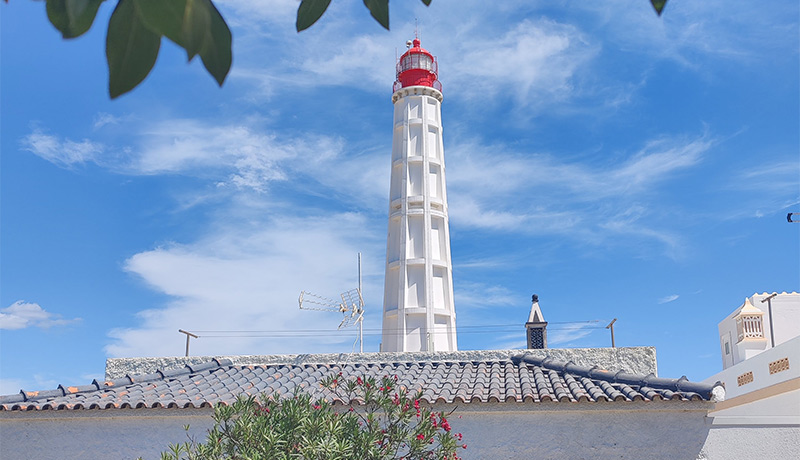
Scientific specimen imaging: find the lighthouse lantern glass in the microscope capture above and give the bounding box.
[400,53,433,73]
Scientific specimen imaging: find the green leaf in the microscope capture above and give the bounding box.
[182,0,208,60]
[106,0,161,98]
[196,0,232,86]
[420,0,431,6]
[133,0,187,46]
[296,0,331,32]
[363,0,389,30]
[651,0,667,16]
[177,0,232,86]
[46,0,105,39]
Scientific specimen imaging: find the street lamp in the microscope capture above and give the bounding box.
[760,293,778,348]
[606,318,617,348]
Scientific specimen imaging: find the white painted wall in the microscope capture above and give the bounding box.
[706,335,800,400]
[5,401,794,460]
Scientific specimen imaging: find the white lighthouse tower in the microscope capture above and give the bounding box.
[381,38,457,352]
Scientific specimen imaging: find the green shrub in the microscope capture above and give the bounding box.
[158,373,466,459]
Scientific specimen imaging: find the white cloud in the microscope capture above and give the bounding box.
[455,282,517,310]
[444,133,712,256]
[107,213,384,358]
[658,294,680,304]
[720,160,800,221]
[577,0,798,67]
[548,323,599,346]
[217,0,298,25]
[0,301,81,330]
[128,120,309,190]
[445,19,597,109]
[93,113,121,129]
[219,0,793,115]
[221,2,601,113]
[21,129,103,167]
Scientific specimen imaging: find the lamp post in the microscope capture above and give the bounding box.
[606,318,617,348]
[760,293,778,347]
[178,329,198,357]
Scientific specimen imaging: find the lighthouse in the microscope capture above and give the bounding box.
[381,38,457,352]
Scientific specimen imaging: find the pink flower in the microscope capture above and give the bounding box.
[416,434,425,441]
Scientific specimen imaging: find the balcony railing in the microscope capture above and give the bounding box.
[393,79,443,93]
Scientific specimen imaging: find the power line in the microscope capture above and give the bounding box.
[190,320,601,335]
[186,323,605,339]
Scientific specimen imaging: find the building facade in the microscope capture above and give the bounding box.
[717,292,800,369]
[704,292,800,430]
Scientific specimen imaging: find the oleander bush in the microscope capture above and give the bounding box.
[157,373,466,460]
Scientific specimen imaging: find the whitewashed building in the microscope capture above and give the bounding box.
[702,292,800,455]
[716,292,800,369]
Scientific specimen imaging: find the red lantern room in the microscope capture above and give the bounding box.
[393,38,442,93]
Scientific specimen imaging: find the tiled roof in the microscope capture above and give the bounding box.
[0,354,722,411]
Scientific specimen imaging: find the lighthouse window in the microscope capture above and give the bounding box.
[419,55,432,71]
[401,54,433,72]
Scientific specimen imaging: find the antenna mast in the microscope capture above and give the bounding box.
[299,253,365,352]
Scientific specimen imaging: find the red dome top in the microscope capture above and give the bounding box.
[394,38,441,92]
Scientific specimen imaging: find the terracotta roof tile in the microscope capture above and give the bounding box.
[0,354,722,411]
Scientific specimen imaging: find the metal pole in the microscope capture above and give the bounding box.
[178,329,199,357]
[358,252,363,353]
[606,318,617,348]
[761,293,778,348]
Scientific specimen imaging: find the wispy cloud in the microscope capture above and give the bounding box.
[445,133,712,257]
[454,282,517,310]
[548,323,599,346]
[579,0,799,67]
[446,18,598,110]
[721,160,800,220]
[21,129,103,167]
[93,113,121,129]
[0,301,81,330]
[658,294,680,304]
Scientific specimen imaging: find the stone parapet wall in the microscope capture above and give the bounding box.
[106,347,657,380]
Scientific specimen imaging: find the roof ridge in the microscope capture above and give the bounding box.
[511,353,724,400]
[0,358,232,403]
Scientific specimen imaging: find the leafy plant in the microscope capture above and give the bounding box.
[157,373,466,459]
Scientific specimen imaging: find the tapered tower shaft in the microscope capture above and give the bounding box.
[382,39,457,352]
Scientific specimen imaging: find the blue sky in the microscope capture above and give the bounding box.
[1,0,798,393]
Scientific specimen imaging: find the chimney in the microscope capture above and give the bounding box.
[526,294,548,349]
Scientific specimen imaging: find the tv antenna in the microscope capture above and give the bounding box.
[299,253,365,352]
